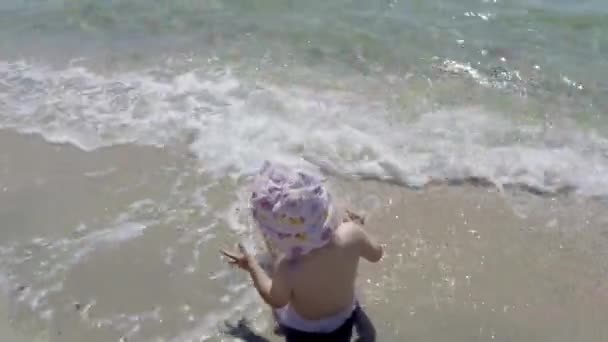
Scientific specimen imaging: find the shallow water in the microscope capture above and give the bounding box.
[1,131,607,342]
[1,0,608,341]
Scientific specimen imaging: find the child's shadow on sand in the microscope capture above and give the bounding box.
[223,318,271,342]
[223,306,376,342]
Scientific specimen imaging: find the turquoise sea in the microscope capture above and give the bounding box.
[1,0,608,194]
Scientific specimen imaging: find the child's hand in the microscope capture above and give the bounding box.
[220,244,252,271]
[344,209,365,225]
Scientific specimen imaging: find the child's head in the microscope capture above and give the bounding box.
[250,161,339,260]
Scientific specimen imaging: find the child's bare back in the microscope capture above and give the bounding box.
[277,221,382,320]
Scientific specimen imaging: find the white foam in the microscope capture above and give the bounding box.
[88,307,162,340]
[2,60,608,197]
[441,59,491,87]
[0,202,156,329]
[438,59,523,91]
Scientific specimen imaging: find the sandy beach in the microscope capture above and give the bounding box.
[1,130,607,341]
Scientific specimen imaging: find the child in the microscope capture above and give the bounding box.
[222,161,383,341]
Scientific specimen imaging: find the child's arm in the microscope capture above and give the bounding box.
[222,244,291,308]
[353,224,383,263]
[246,256,291,308]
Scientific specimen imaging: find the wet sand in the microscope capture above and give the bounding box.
[1,130,607,341]
[332,180,608,341]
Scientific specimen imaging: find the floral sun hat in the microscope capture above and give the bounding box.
[250,161,339,260]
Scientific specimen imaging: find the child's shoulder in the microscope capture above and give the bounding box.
[335,221,365,244]
[337,220,361,232]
